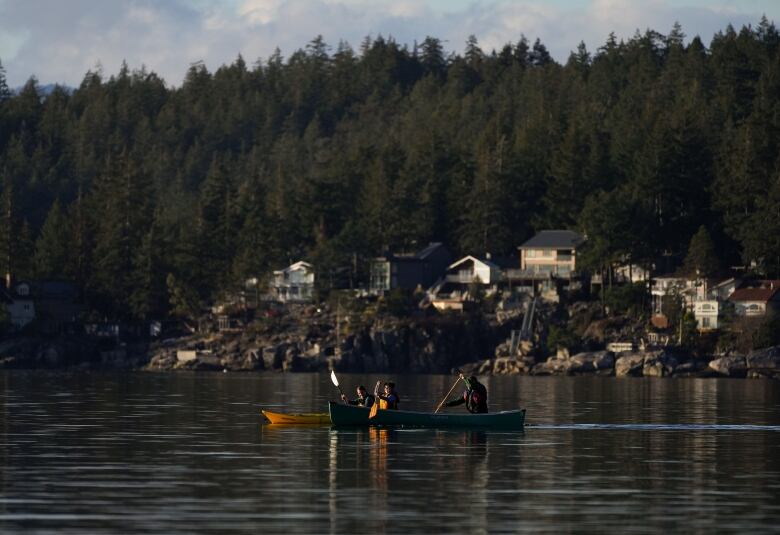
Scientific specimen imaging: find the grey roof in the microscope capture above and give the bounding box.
[519,230,585,249]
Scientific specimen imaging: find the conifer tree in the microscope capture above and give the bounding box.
[33,199,70,278]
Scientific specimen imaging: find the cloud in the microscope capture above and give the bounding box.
[0,0,774,87]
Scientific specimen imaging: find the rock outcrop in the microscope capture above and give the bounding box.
[707,356,747,378]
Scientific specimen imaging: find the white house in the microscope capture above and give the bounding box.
[444,256,502,285]
[271,261,315,303]
[427,256,502,311]
[1,282,36,329]
[728,280,780,317]
[693,300,720,330]
[649,277,699,329]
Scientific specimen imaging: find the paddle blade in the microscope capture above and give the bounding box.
[369,402,379,419]
[330,370,339,387]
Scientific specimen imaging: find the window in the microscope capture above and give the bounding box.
[702,317,710,328]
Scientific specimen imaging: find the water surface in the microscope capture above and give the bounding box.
[1,372,779,533]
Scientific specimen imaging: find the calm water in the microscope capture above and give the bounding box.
[1,372,779,534]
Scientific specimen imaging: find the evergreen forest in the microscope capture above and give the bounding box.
[2,20,780,321]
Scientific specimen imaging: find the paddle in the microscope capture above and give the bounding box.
[369,380,381,419]
[434,371,465,414]
[330,370,345,401]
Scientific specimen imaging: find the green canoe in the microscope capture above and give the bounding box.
[328,401,526,429]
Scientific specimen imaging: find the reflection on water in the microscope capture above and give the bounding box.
[1,372,780,533]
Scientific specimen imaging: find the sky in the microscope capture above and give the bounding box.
[0,0,779,88]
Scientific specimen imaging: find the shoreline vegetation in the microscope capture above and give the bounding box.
[3,23,780,377]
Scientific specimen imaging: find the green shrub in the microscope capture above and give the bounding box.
[604,282,648,318]
[547,324,581,353]
[378,289,413,317]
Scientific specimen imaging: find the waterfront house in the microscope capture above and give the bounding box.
[445,255,502,286]
[518,230,585,278]
[369,243,453,293]
[690,278,741,330]
[693,299,720,330]
[650,277,696,329]
[728,280,780,317]
[271,261,315,303]
[2,280,82,332]
[428,255,502,311]
[1,281,36,329]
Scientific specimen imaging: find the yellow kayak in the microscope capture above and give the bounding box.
[261,410,331,425]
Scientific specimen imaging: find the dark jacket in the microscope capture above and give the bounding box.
[347,394,375,408]
[445,378,488,413]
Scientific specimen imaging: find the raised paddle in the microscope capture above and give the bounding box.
[434,372,465,414]
[369,380,381,419]
[330,370,345,400]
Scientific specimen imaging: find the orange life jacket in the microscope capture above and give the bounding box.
[379,393,399,410]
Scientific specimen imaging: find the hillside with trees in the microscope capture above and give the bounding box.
[1,20,780,321]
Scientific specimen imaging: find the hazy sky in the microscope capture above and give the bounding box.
[1,0,778,87]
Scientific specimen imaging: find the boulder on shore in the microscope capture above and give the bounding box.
[615,352,645,377]
[567,351,615,375]
[643,352,677,378]
[707,356,747,378]
[746,346,780,372]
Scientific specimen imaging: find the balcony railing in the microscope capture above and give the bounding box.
[504,268,578,280]
[446,273,477,283]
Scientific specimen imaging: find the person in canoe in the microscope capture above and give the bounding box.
[374,381,400,410]
[340,385,375,408]
[445,374,488,413]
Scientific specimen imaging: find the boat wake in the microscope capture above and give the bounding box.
[528,423,780,432]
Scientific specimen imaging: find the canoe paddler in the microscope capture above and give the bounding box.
[444,374,488,413]
[374,381,400,410]
[340,385,375,408]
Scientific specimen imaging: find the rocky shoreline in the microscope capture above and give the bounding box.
[460,347,780,379]
[2,312,779,380]
[1,293,778,379]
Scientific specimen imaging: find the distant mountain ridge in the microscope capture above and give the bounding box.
[13,83,73,96]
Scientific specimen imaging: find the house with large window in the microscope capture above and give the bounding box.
[271,261,315,303]
[518,230,585,278]
[369,243,452,293]
[512,230,586,293]
[728,280,780,317]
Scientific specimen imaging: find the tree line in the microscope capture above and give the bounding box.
[1,20,780,321]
